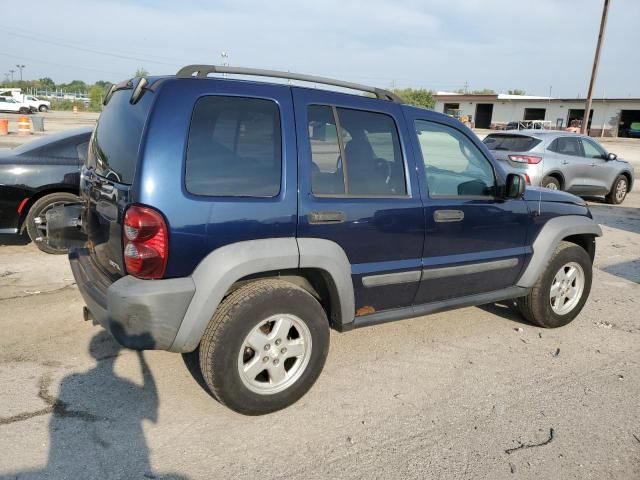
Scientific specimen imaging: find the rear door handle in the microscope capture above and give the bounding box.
[434,210,464,222]
[308,211,345,224]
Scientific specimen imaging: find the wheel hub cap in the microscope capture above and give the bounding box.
[237,314,312,395]
[549,261,585,315]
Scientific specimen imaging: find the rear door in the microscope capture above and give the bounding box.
[293,88,425,314]
[405,111,531,304]
[547,136,592,193]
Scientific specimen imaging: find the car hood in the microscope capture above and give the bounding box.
[523,186,586,206]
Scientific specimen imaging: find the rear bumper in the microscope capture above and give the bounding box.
[69,248,195,350]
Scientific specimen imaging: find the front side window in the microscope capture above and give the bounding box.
[415,120,496,197]
[186,96,281,197]
[581,138,606,159]
[308,106,406,196]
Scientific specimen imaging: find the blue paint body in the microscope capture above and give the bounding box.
[82,76,594,315]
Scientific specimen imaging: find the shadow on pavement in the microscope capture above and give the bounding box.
[477,301,532,327]
[1,331,189,480]
[600,259,640,284]
[0,232,31,247]
[587,203,640,235]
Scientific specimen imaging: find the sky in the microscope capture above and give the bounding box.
[2,0,639,98]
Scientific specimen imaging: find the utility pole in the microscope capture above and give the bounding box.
[16,64,25,82]
[9,69,15,82]
[581,0,610,135]
[220,51,229,78]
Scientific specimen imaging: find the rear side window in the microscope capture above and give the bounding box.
[308,105,406,196]
[548,137,582,157]
[186,96,281,197]
[483,134,541,152]
[90,90,151,184]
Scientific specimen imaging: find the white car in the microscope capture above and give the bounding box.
[22,95,51,112]
[0,96,34,114]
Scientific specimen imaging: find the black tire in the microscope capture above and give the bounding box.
[517,241,592,328]
[542,176,561,190]
[605,175,628,205]
[19,107,30,115]
[38,105,48,112]
[25,192,79,254]
[199,279,330,415]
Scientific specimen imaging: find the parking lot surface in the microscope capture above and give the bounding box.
[1,127,639,479]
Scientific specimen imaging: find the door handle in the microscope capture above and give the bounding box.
[308,211,345,224]
[434,209,464,223]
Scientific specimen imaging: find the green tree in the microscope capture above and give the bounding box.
[507,89,526,95]
[455,88,496,95]
[89,85,104,112]
[61,80,88,92]
[392,88,435,109]
[134,67,149,77]
[39,77,56,90]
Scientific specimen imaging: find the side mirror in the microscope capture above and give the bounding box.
[505,173,526,198]
[606,152,617,161]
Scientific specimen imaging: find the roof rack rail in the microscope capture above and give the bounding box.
[176,64,402,103]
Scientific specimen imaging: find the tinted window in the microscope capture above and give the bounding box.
[186,96,281,197]
[90,90,151,184]
[308,105,344,194]
[415,120,495,197]
[483,134,541,152]
[581,138,606,159]
[308,106,406,196]
[548,137,582,157]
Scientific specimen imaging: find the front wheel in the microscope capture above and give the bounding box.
[517,241,592,328]
[605,175,628,205]
[38,105,48,112]
[198,279,330,415]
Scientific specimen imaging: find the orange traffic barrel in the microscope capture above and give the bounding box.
[17,116,31,135]
[0,119,8,135]
[72,105,78,114]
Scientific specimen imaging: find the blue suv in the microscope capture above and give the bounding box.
[48,65,602,415]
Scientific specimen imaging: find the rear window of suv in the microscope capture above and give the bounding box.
[483,134,541,152]
[89,89,152,184]
[185,96,281,197]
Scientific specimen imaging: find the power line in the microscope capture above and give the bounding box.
[0,52,122,77]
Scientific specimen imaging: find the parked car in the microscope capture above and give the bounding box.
[23,95,51,112]
[626,122,640,138]
[0,126,93,253]
[483,131,634,204]
[0,96,35,114]
[48,67,602,415]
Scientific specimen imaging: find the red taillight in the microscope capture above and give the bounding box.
[508,155,542,164]
[123,205,168,279]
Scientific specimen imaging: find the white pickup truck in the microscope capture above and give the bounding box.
[0,89,50,112]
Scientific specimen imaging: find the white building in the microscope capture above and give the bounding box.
[433,92,640,137]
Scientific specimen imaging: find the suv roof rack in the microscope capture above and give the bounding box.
[176,64,402,103]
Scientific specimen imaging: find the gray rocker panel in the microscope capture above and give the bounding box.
[516,215,602,288]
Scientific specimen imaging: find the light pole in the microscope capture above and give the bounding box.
[221,51,229,77]
[581,0,610,135]
[9,69,15,83]
[16,64,25,82]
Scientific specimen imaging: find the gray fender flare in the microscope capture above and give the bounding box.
[516,215,602,288]
[169,237,354,352]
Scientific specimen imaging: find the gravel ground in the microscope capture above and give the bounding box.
[0,126,638,479]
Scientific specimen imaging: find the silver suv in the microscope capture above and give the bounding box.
[483,131,634,204]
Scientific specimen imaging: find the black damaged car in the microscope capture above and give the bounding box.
[0,126,93,253]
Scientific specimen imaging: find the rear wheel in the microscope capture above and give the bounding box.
[542,176,561,190]
[199,279,330,415]
[18,107,30,114]
[605,175,628,204]
[517,241,592,328]
[25,192,79,254]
